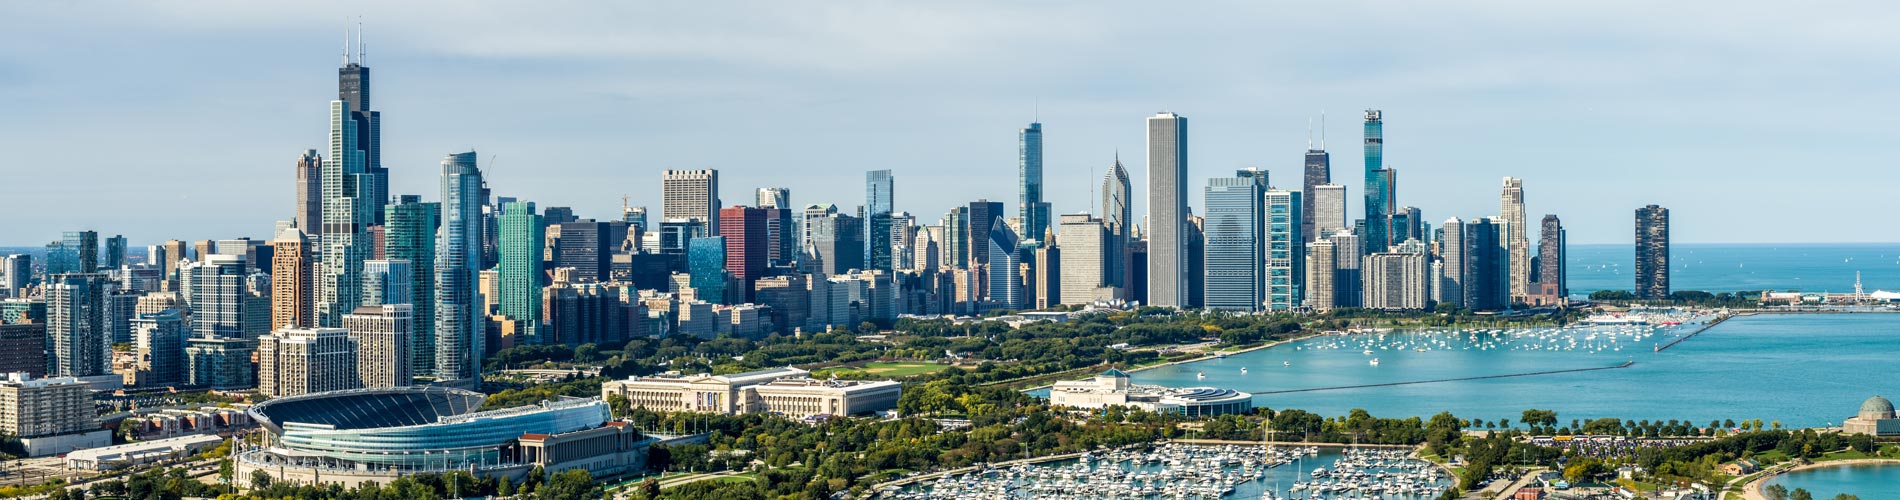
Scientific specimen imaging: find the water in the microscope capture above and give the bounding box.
[1567,243,1900,294]
[1116,314,1899,427]
[1764,463,1900,499]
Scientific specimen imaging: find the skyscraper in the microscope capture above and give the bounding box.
[1202,170,1266,311]
[319,97,374,328]
[687,236,730,304]
[865,170,895,272]
[1145,112,1188,307]
[1328,230,1362,308]
[1501,177,1530,301]
[1019,122,1051,243]
[553,220,611,282]
[498,201,545,344]
[361,259,412,307]
[1536,214,1567,304]
[1,255,29,298]
[942,206,969,269]
[1635,205,1670,301]
[1363,240,1430,311]
[131,309,186,386]
[257,326,359,398]
[985,218,1022,310]
[187,254,251,339]
[1362,110,1390,253]
[48,273,109,377]
[662,169,720,235]
[1303,240,1337,312]
[383,195,437,375]
[49,231,98,276]
[1265,188,1303,310]
[337,36,386,226]
[719,206,768,300]
[270,227,315,330]
[1057,214,1108,305]
[1463,218,1504,311]
[1310,184,1347,242]
[294,149,323,238]
[104,235,127,270]
[967,200,1004,267]
[1101,157,1132,293]
[809,211,865,276]
[1303,133,1331,244]
[434,152,485,384]
[342,304,411,388]
[755,187,791,209]
[1438,218,1467,309]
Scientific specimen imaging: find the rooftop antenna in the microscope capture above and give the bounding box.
[342,25,351,65]
[1307,117,1314,150]
[1320,111,1327,149]
[355,20,364,66]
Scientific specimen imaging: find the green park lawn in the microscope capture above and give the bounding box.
[814,361,948,378]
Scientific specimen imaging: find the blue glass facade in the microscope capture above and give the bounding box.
[498,201,545,343]
[689,236,729,304]
[865,170,894,272]
[1266,189,1302,310]
[1202,172,1266,311]
[1019,122,1049,242]
[1363,110,1388,254]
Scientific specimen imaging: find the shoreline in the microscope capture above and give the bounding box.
[1744,458,1900,500]
[1022,330,1328,392]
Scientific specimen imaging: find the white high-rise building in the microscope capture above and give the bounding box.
[1501,177,1531,301]
[1145,112,1187,308]
[1310,184,1347,239]
[257,327,359,398]
[1057,214,1109,306]
[1363,240,1430,311]
[343,304,411,389]
[1439,218,1468,308]
[663,169,720,234]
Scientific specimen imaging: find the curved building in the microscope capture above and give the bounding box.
[237,386,647,487]
[1844,395,1900,436]
[1049,370,1253,417]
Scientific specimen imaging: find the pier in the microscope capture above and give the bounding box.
[1651,314,1730,353]
[1249,361,1636,395]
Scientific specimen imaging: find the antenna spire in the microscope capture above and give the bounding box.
[1320,111,1327,149]
[1307,117,1314,150]
[343,26,351,65]
[356,19,364,66]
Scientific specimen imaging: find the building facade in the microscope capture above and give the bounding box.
[435,152,486,385]
[662,169,720,235]
[257,327,360,398]
[1145,112,1188,307]
[1635,205,1670,300]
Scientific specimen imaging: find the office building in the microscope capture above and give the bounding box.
[131,310,186,387]
[1362,109,1392,253]
[1635,205,1670,301]
[1534,215,1567,305]
[1032,244,1060,309]
[763,207,796,268]
[184,337,253,390]
[1438,218,1467,308]
[186,254,250,339]
[337,40,387,226]
[257,327,359,398]
[718,206,768,299]
[942,206,969,269]
[1019,122,1051,243]
[361,259,411,306]
[1145,112,1188,307]
[911,229,939,274]
[1363,240,1430,311]
[102,289,142,345]
[1501,177,1530,301]
[687,237,731,305]
[1304,240,1337,311]
[985,218,1022,310]
[662,169,720,234]
[1203,171,1267,311]
[755,276,809,335]
[294,149,323,237]
[1101,157,1132,293]
[435,152,486,384]
[1058,214,1112,305]
[756,187,791,209]
[383,196,437,374]
[0,324,46,377]
[1463,218,1505,311]
[1327,230,1362,308]
[498,201,545,344]
[808,209,864,276]
[553,220,618,283]
[343,304,411,388]
[104,235,127,270]
[1303,137,1331,244]
[48,273,109,377]
[0,373,111,457]
[966,200,1004,268]
[1,255,28,297]
[1265,188,1303,310]
[318,93,379,329]
[602,366,901,419]
[866,170,895,272]
[270,228,315,330]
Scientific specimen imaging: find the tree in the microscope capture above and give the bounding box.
[117,419,142,441]
[1790,488,1814,500]
[249,469,272,491]
[1764,484,1788,500]
[1521,409,1558,428]
[1828,495,1860,500]
[498,476,514,497]
[639,478,660,498]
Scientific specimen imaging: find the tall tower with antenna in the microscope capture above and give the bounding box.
[338,21,386,225]
[1302,113,1330,244]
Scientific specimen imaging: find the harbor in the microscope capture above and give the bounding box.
[880,443,1449,500]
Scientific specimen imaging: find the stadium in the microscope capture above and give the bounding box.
[235,386,650,487]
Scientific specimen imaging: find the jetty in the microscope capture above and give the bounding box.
[1652,314,1730,353]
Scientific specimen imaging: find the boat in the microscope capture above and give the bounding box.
[1197,371,1206,380]
[1283,361,1291,367]
[1240,367,1248,374]
[1368,358,1380,366]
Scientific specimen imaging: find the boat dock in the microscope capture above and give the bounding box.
[1652,314,1730,353]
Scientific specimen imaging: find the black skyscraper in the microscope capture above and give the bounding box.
[1302,147,1329,244]
[339,33,386,225]
[1635,205,1670,300]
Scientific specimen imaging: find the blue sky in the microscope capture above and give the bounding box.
[3,1,1897,246]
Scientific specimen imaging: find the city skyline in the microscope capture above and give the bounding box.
[7,2,1900,245]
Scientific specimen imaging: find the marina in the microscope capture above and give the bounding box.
[885,444,1449,499]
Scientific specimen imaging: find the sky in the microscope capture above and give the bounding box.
[3,1,1898,246]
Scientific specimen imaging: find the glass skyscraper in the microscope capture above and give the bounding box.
[385,195,439,375]
[865,170,894,272]
[1265,189,1303,310]
[1363,109,1390,253]
[320,98,374,327]
[1202,170,1266,311]
[688,236,729,305]
[434,152,485,384]
[498,201,545,344]
[1019,122,1050,243]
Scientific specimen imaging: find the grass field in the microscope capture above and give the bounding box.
[814,361,948,378]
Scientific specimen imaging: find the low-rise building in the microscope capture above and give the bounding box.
[1048,369,1253,417]
[65,434,223,471]
[601,366,901,419]
[1844,395,1900,436]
